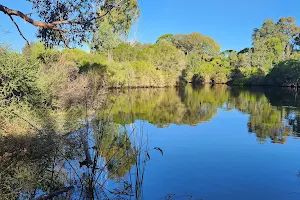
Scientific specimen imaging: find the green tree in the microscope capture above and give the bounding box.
[236,53,252,69]
[252,19,278,41]
[252,17,300,66]
[156,34,174,43]
[222,50,238,67]
[266,37,285,59]
[266,59,300,86]
[171,32,221,56]
[137,40,186,73]
[252,39,275,71]
[91,19,121,59]
[91,0,139,57]
[102,0,140,38]
[113,43,138,62]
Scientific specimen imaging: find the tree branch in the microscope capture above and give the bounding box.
[0,1,124,29]
[0,0,125,45]
[0,4,65,29]
[35,186,74,200]
[7,15,29,45]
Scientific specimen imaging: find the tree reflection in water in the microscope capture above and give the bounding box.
[0,115,149,199]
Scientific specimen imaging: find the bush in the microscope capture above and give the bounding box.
[266,59,300,86]
[137,41,186,73]
[0,48,41,105]
[105,61,166,88]
[189,58,232,84]
[113,43,138,62]
[23,42,60,64]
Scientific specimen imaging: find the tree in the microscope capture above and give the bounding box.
[252,39,274,71]
[252,17,300,61]
[251,18,294,70]
[266,37,285,59]
[91,0,139,56]
[102,0,140,39]
[91,19,121,59]
[113,43,138,62]
[266,59,300,86]
[137,40,186,73]
[156,34,174,43]
[0,0,139,47]
[171,32,220,56]
[252,19,278,42]
[236,53,251,69]
[222,50,238,67]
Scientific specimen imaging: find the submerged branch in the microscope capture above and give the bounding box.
[35,186,74,200]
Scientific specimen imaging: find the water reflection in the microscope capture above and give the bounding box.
[104,85,300,144]
[0,120,145,199]
[1,85,300,199]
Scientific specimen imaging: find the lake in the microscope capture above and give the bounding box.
[1,85,300,200]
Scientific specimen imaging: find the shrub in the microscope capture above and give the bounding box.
[113,43,138,62]
[0,48,41,105]
[23,42,60,64]
[137,41,186,73]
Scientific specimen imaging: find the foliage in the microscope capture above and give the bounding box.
[0,48,41,105]
[105,61,166,88]
[171,32,221,56]
[266,59,300,86]
[187,56,231,84]
[91,19,121,56]
[4,16,300,137]
[102,0,140,38]
[91,0,139,55]
[22,42,60,64]
[137,40,186,73]
[0,0,140,47]
[113,43,138,62]
[156,34,174,43]
[225,17,300,86]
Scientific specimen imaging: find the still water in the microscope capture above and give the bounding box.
[1,85,300,200]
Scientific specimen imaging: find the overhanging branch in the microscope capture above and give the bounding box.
[0,0,124,29]
[7,15,29,45]
[0,0,125,44]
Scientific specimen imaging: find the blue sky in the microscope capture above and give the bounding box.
[1,0,300,51]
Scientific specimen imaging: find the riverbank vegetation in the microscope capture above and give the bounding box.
[2,16,300,136]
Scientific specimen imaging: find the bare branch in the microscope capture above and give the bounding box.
[36,186,74,200]
[7,15,29,45]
